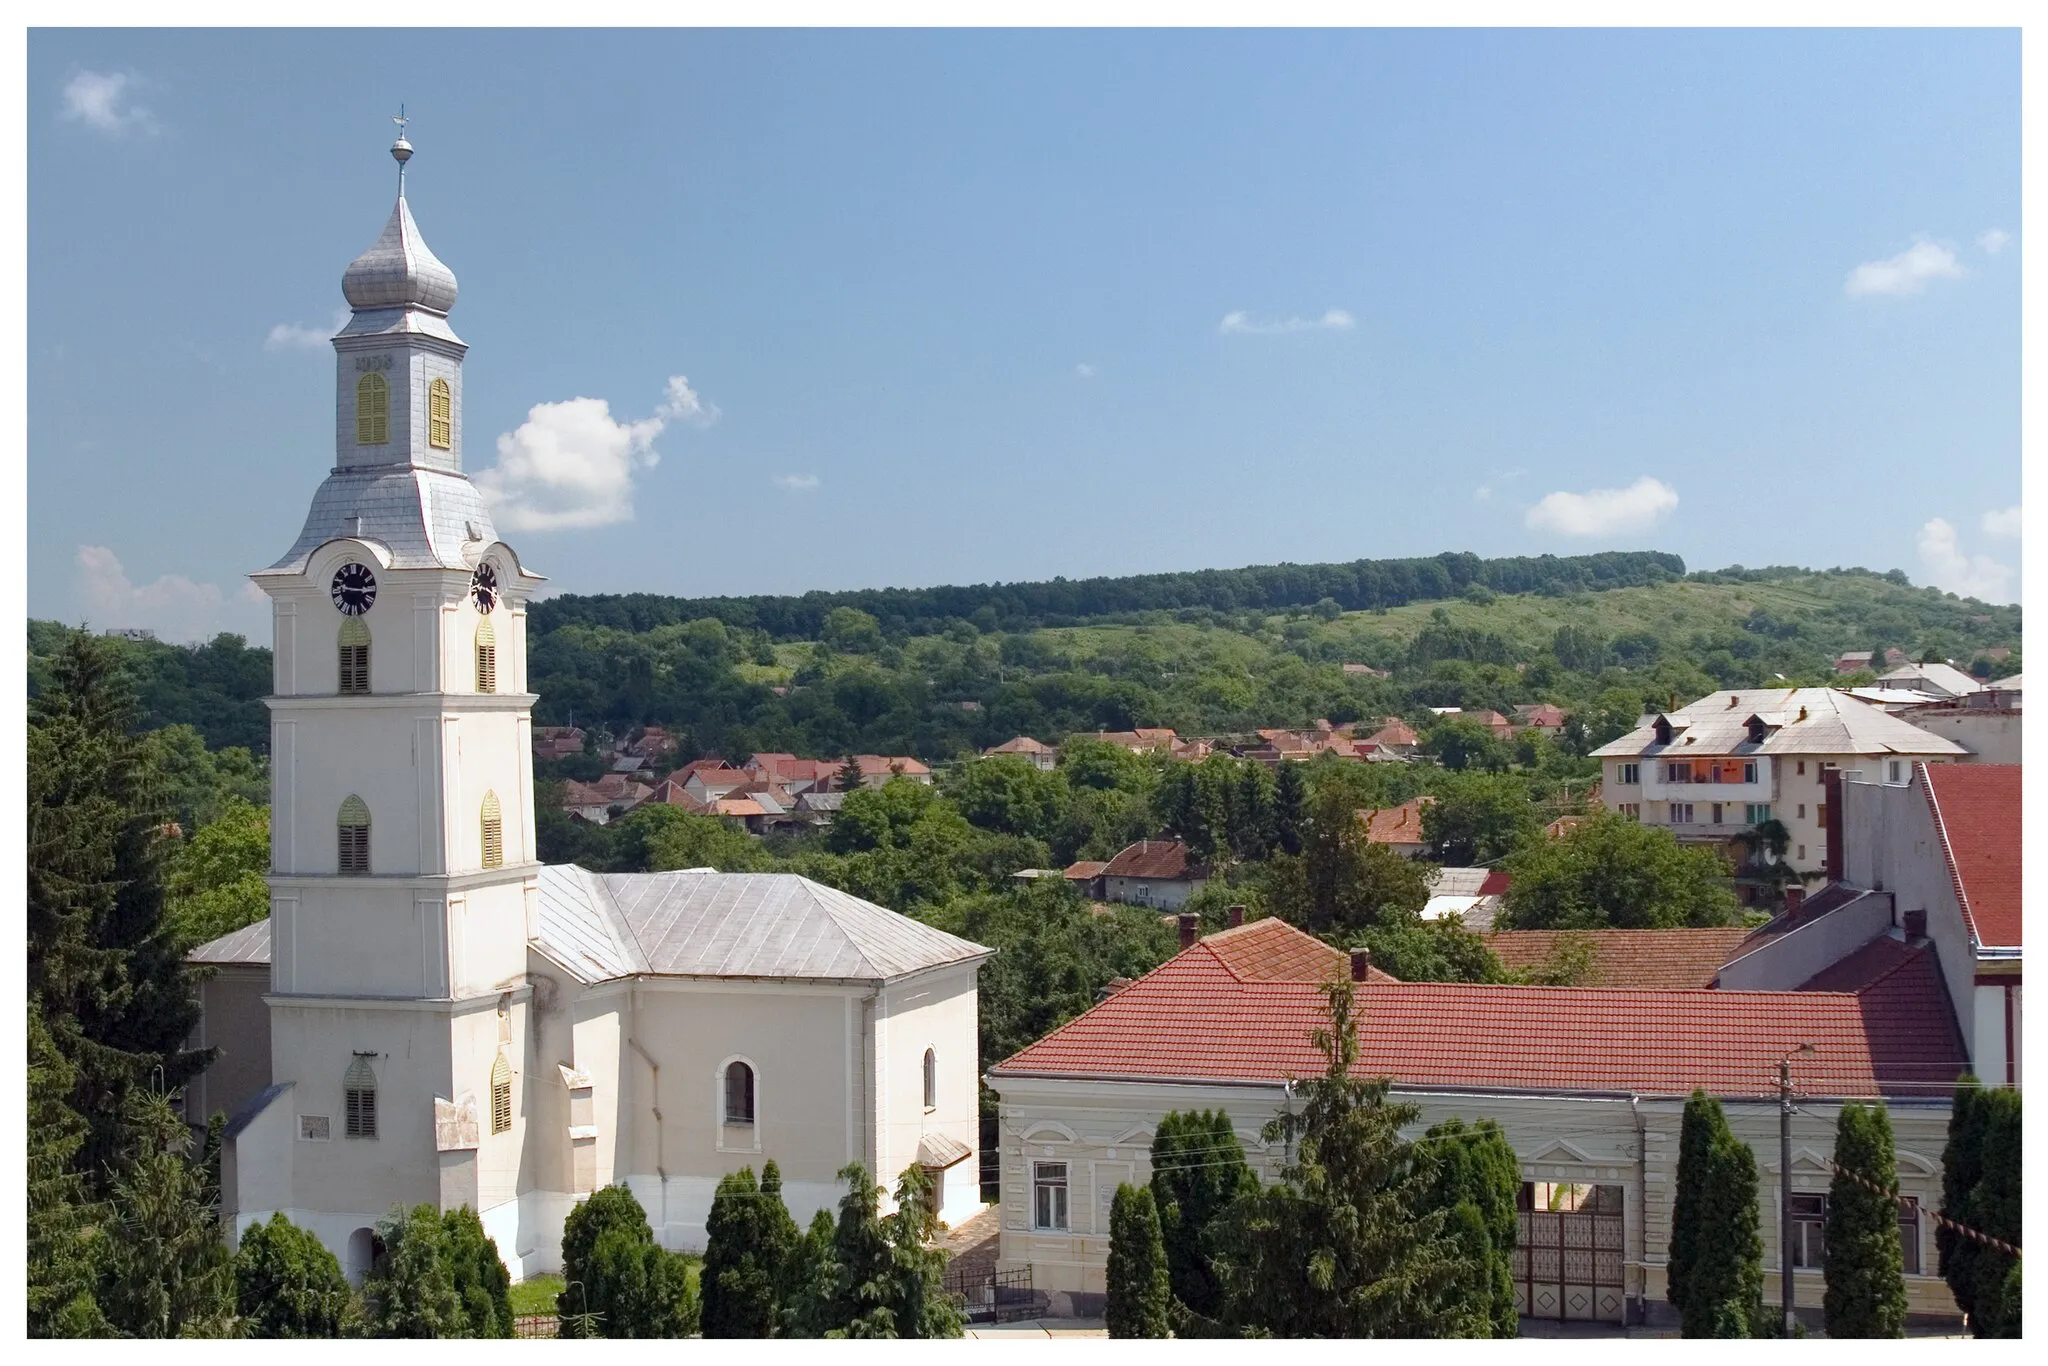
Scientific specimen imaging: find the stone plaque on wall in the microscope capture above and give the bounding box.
[436,1096,479,1152]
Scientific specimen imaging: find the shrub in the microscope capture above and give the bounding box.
[1105,1184,1171,1338]
[233,1212,359,1338]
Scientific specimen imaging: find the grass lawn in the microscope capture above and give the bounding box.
[508,1259,704,1319]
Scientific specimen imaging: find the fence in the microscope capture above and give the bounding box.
[513,1313,561,1338]
[944,1263,1041,1324]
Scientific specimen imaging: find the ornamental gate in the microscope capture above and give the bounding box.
[1514,1182,1625,1323]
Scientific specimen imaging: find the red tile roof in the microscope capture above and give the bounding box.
[1921,763,2020,950]
[1202,917,1399,984]
[1063,860,1110,881]
[854,754,932,778]
[1359,798,1431,846]
[1367,719,1419,748]
[1797,935,1917,992]
[1487,928,1753,989]
[1101,840,1206,882]
[1516,704,1569,728]
[992,939,1965,1099]
[987,736,1053,756]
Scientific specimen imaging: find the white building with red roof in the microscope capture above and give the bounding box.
[984,913,1969,1325]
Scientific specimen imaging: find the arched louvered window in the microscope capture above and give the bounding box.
[923,1048,937,1110]
[355,373,389,445]
[338,616,370,694]
[490,1052,513,1135]
[474,616,497,694]
[480,791,504,869]
[344,1055,378,1138]
[428,377,452,450]
[338,795,370,875]
[723,1060,755,1125]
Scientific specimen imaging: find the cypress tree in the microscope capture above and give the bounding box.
[1937,1075,1988,1319]
[1682,1131,1763,1338]
[1667,1088,1721,1312]
[1822,1102,1906,1338]
[1106,1184,1171,1338]
[1273,760,1306,856]
[1150,1109,1253,1318]
[1420,1117,1520,1337]
[1964,1089,2021,1338]
[703,1167,776,1336]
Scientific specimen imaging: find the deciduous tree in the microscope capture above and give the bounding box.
[1499,809,1740,929]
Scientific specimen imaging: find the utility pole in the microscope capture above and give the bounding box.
[1780,1058,1795,1338]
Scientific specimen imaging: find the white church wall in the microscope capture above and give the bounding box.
[875,966,985,1226]
[272,885,448,998]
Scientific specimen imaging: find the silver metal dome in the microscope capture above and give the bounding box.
[340,191,458,315]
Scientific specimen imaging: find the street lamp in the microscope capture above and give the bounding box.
[1779,1043,1817,1336]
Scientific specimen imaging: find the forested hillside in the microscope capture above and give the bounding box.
[28,556,2019,764]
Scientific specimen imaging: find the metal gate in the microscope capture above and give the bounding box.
[1515,1183,1625,1323]
[944,1264,1041,1324]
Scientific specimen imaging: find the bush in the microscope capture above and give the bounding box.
[558,1184,697,1337]
[362,1205,463,1338]
[440,1206,513,1337]
[1106,1184,1171,1337]
[233,1212,360,1337]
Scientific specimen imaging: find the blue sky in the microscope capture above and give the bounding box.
[28,27,2022,641]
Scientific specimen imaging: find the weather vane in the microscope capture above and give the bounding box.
[393,104,408,137]
[389,103,413,183]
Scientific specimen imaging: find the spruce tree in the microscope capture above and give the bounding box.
[1106,1184,1171,1338]
[1937,1075,1988,1319]
[1667,1088,1721,1312]
[1682,1131,1763,1338]
[1150,1109,1253,1318]
[1419,1117,1520,1337]
[94,1088,236,1338]
[838,755,866,794]
[26,1008,109,1337]
[234,1212,361,1338]
[1823,1102,1906,1338]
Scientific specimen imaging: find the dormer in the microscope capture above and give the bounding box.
[1650,714,1690,746]
[1743,714,1781,746]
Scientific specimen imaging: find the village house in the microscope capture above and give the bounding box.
[560,774,655,825]
[1486,927,1757,989]
[1358,797,1431,858]
[1097,840,1208,910]
[1875,661,1983,700]
[1896,681,2023,765]
[1832,649,1906,675]
[1592,687,1965,879]
[1062,860,1110,900]
[1513,702,1569,737]
[745,753,842,793]
[846,754,934,788]
[1341,662,1391,679]
[1363,717,1421,756]
[1422,866,1511,927]
[532,725,587,762]
[984,912,1971,1326]
[984,736,1058,771]
[1071,728,1179,755]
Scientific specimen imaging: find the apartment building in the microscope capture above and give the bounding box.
[1591,688,1966,879]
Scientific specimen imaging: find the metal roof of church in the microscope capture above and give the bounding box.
[260,466,502,574]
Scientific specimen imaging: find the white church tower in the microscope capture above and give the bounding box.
[240,121,546,1277]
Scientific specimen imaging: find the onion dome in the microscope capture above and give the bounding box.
[341,135,458,314]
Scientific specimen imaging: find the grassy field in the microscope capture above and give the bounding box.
[508,1259,705,1320]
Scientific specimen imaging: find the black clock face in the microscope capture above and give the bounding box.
[471,562,499,614]
[330,562,378,616]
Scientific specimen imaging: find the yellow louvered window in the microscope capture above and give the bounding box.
[338,617,370,694]
[491,1052,512,1135]
[338,795,371,875]
[344,1054,378,1138]
[475,617,497,694]
[481,791,504,869]
[356,373,389,445]
[428,377,452,450]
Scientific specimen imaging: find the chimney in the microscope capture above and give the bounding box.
[1904,909,1927,941]
[1178,913,1198,950]
[1822,766,1845,883]
[1350,948,1373,982]
[1227,904,1246,928]
[1783,886,1804,922]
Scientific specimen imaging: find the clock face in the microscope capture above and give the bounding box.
[471,561,499,614]
[330,562,378,616]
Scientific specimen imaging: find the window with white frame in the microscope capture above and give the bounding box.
[1746,803,1772,824]
[1618,763,1640,786]
[922,1048,936,1111]
[1033,1162,1069,1231]
[723,1060,755,1125]
[1789,1193,1826,1267]
[1670,803,1695,824]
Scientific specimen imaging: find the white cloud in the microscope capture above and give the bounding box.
[1918,518,2014,603]
[1219,308,1355,336]
[1981,506,2021,539]
[1978,228,2011,255]
[473,374,714,532]
[1524,477,1679,537]
[1843,239,1964,298]
[60,70,154,135]
[655,374,719,427]
[771,474,820,494]
[265,310,349,351]
[1474,468,1526,502]
[1075,363,1098,379]
[73,545,265,643]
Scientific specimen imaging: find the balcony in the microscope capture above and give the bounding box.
[1661,821,1754,843]
[1641,756,1774,804]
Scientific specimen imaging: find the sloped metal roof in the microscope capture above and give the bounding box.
[1590,687,1967,759]
[533,864,647,983]
[261,467,501,574]
[189,918,273,965]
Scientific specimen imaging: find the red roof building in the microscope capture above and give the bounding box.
[1358,797,1431,853]
[1922,763,2020,951]
[1487,928,1755,989]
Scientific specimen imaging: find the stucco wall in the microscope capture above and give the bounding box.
[1900,709,2022,765]
[1105,876,1203,911]
[988,1075,1961,1323]
[1714,891,1894,991]
[189,964,273,1127]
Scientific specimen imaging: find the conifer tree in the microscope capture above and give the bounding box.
[1106,1184,1171,1338]
[1667,1088,1720,1312]
[234,1212,360,1338]
[1419,1117,1521,1337]
[885,1163,961,1338]
[1963,1089,2021,1338]
[556,1183,696,1337]
[778,1208,840,1338]
[1823,1102,1906,1338]
[703,1167,778,1337]
[1150,1109,1254,1318]
[838,755,866,794]
[1937,1075,1988,1319]
[441,1205,514,1337]
[94,1088,236,1338]
[823,1162,898,1336]
[1273,760,1307,856]
[27,1008,109,1337]
[363,1204,464,1338]
[1681,1131,1763,1338]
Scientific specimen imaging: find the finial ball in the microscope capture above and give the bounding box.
[391,137,414,165]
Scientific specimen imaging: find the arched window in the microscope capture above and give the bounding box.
[355,373,389,445]
[490,1051,512,1135]
[480,791,504,869]
[923,1048,937,1110]
[428,377,452,450]
[474,617,497,694]
[723,1060,755,1125]
[338,616,370,694]
[344,1054,378,1138]
[338,795,370,875]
